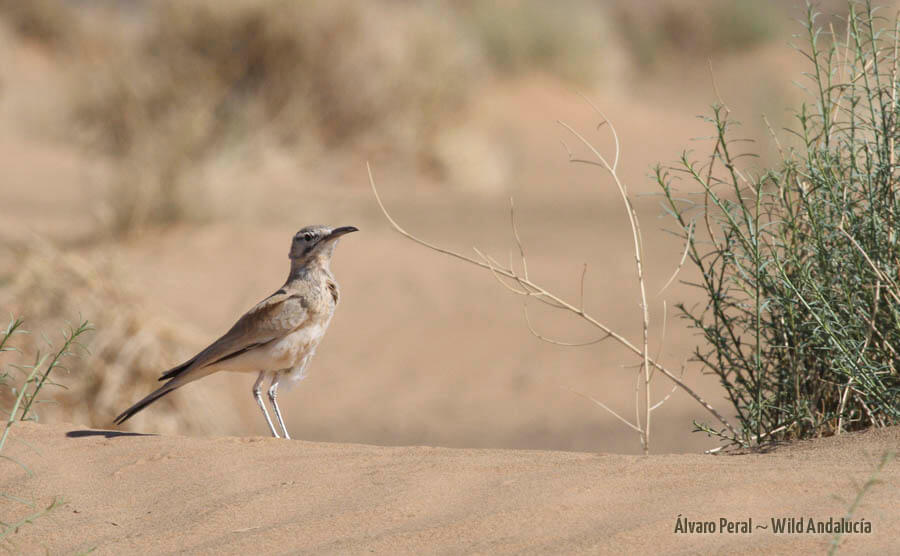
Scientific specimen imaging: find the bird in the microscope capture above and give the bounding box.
[114,225,358,438]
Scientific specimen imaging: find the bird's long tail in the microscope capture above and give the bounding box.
[113,379,183,425]
[158,355,198,381]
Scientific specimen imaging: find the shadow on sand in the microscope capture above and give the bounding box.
[66,429,156,439]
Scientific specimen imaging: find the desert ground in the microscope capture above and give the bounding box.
[3,422,898,554]
[1,1,897,554]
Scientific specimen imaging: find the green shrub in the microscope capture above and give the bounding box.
[658,1,900,447]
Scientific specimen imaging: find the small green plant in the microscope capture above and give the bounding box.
[657,1,900,448]
[1,318,91,437]
[0,317,91,541]
[0,498,65,543]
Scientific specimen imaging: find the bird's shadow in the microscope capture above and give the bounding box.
[66,429,156,439]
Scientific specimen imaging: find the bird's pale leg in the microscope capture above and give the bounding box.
[253,371,279,438]
[268,374,291,439]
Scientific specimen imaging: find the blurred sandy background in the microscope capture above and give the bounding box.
[0,0,858,454]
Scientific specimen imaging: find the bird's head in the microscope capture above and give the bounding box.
[289,225,358,269]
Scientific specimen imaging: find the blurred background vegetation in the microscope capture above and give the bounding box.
[2,0,847,233]
[0,0,881,452]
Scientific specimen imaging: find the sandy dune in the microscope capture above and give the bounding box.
[2,422,896,554]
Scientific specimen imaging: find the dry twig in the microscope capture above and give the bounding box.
[368,127,739,449]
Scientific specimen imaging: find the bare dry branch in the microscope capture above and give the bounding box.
[650,360,685,412]
[368,162,509,274]
[651,300,669,381]
[578,93,621,173]
[509,197,529,281]
[472,248,529,296]
[523,304,610,347]
[368,162,739,441]
[561,386,642,434]
[557,118,653,452]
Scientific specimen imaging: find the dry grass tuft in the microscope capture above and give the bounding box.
[71,0,482,234]
[454,0,611,84]
[0,236,235,435]
[0,0,79,49]
[615,0,781,67]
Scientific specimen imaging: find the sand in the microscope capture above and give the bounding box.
[1,422,896,554]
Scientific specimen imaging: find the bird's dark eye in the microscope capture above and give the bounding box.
[304,233,315,242]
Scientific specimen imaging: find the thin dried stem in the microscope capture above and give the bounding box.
[510,197,529,281]
[838,227,900,305]
[561,386,642,434]
[839,280,882,434]
[651,300,669,381]
[472,247,530,296]
[650,361,685,412]
[556,118,653,454]
[657,220,695,297]
[579,263,588,314]
[579,94,621,173]
[523,305,610,347]
[708,59,730,115]
[369,161,739,446]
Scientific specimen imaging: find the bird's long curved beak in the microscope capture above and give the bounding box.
[325,226,359,241]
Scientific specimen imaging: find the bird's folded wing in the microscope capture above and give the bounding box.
[180,291,309,373]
